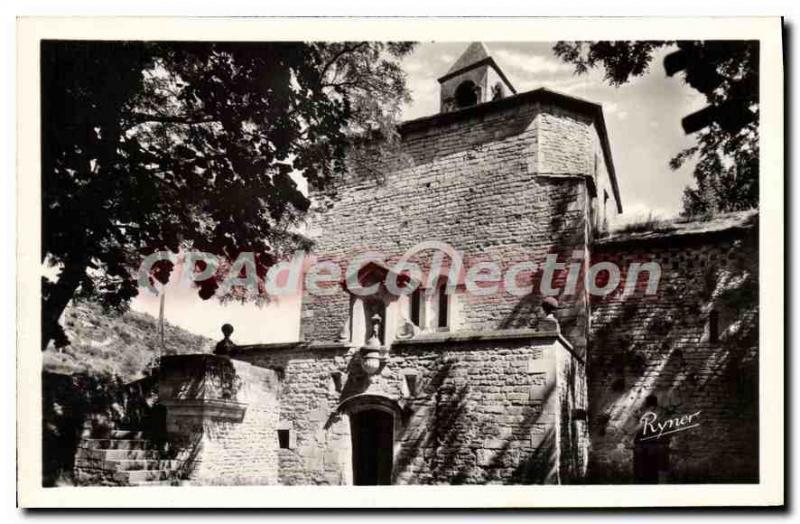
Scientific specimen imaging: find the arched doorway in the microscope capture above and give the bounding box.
[350,409,394,485]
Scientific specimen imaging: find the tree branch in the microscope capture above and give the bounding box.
[320,42,369,81]
[124,112,218,126]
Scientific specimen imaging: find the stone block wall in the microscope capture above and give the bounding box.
[231,344,354,485]
[301,99,612,360]
[389,334,586,484]
[159,355,281,485]
[232,330,586,485]
[587,220,759,483]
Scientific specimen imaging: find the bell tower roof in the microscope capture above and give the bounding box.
[437,42,516,113]
[445,42,492,76]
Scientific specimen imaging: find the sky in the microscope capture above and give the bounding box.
[131,41,707,344]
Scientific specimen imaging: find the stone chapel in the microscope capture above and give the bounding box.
[74,42,759,486]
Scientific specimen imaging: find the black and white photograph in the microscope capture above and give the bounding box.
[15,16,784,508]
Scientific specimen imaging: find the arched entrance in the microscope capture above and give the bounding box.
[337,394,402,486]
[350,409,394,485]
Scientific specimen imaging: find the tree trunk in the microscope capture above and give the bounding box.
[41,260,88,351]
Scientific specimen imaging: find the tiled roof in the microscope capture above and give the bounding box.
[445,42,492,76]
[598,209,758,246]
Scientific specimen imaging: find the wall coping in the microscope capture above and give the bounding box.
[232,329,581,361]
[596,209,757,248]
[160,398,247,423]
[392,327,574,352]
[231,340,350,356]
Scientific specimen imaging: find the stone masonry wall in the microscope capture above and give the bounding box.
[232,344,354,485]
[302,100,608,358]
[232,332,585,485]
[162,357,281,485]
[588,220,759,483]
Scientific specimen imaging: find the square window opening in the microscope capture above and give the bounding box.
[278,429,291,449]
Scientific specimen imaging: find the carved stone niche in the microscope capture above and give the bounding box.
[159,354,247,434]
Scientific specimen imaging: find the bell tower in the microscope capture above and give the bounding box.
[438,42,516,113]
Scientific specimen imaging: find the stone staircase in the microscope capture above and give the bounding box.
[74,428,183,486]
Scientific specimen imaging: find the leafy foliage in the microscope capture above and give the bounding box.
[44,300,213,380]
[41,41,415,349]
[553,40,759,216]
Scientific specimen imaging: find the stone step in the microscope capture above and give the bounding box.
[81,428,146,439]
[114,469,174,484]
[77,448,161,461]
[82,438,158,451]
[111,459,181,471]
[109,430,144,439]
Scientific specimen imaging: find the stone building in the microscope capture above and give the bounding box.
[73,43,759,486]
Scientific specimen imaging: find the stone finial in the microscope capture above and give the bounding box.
[214,323,236,356]
[540,297,560,333]
[541,297,559,316]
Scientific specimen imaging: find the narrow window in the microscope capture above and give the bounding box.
[410,288,421,326]
[437,285,449,329]
[277,429,291,449]
[709,310,719,343]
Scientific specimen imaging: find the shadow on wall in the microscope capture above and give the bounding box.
[391,357,560,484]
[588,233,759,483]
[498,180,587,341]
[41,371,160,486]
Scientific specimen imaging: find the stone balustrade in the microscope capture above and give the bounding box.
[158,354,248,434]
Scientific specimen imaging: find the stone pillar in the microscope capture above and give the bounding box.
[158,352,280,485]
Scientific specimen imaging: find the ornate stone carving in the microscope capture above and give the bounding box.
[360,314,387,376]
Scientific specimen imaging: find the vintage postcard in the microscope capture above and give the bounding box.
[17,17,784,507]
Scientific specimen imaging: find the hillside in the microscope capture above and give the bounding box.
[43,300,214,381]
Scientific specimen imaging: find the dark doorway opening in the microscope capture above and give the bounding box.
[454,80,478,108]
[350,409,394,485]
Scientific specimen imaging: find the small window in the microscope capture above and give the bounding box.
[594,152,599,177]
[437,285,449,329]
[410,288,422,326]
[277,429,291,449]
[709,310,720,343]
